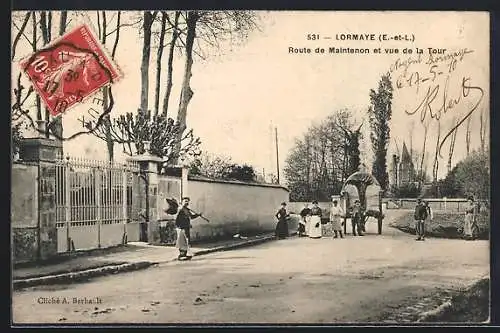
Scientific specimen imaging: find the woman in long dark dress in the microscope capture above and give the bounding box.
[275,202,290,239]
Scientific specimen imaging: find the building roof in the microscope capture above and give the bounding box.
[401,142,413,165]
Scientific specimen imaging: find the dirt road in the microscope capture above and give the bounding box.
[12,215,489,324]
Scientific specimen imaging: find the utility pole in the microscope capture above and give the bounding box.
[275,126,280,184]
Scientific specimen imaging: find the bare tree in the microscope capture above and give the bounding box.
[31,12,42,121]
[432,121,441,184]
[93,10,124,161]
[152,11,168,118]
[172,10,260,164]
[161,11,181,117]
[465,116,472,156]
[447,118,458,173]
[11,12,31,61]
[419,121,428,184]
[139,11,158,114]
[51,11,68,154]
[39,11,54,127]
[174,11,200,164]
[479,107,487,153]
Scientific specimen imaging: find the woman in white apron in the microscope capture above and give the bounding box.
[308,201,322,238]
[463,196,478,240]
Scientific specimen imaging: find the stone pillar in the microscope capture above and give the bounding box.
[18,136,62,261]
[128,149,162,245]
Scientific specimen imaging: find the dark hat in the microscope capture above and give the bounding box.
[333,200,338,203]
[281,202,287,206]
[312,200,318,204]
[182,197,191,201]
[467,196,474,201]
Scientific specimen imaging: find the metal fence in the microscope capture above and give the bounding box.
[54,155,140,253]
[384,198,490,212]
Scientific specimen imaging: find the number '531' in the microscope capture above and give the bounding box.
[307,34,320,40]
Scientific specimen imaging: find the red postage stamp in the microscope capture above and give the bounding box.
[19,24,122,117]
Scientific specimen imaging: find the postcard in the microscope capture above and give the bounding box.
[11,10,490,325]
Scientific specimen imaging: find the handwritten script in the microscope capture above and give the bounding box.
[391,48,484,157]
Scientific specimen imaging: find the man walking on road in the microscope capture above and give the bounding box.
[414,198,428,241]
[175,197,202,260]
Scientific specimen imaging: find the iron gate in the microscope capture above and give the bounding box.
[55,155,140,253]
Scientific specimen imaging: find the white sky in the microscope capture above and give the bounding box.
[12,11,490,181]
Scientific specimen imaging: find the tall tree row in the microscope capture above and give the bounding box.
[368,74,393,192]
[284,109,362,201]
[133,10,259,165]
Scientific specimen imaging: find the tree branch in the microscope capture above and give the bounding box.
[11,12,31,60]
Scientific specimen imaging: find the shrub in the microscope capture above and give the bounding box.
[390,183,421,198]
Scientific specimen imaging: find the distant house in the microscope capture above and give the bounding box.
[389,142,416,187]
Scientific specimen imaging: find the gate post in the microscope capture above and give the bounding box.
[18,134,61,261]
[95,166,102,248]
[128,149,162,245]
[122,168,128,243]
[64,157,71,252]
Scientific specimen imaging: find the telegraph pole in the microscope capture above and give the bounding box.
[275,126,280,184]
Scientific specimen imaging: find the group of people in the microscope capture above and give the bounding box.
[275,196,368,240]
[413,196,479,241]
[172,194,480,261]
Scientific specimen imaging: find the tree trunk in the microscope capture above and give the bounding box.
[448,119,458,173]
[161,11,180,117]
[99,11,114,161]
[111,11,121,58]
[32,12,42,121]
[103,88,114,161]
[53,11,68,156]
[39,11,52,130]
[173,11,199,164]
[419,122,428,185]
[47,11,52,41]
[432,121,441,183]
[140,11,156,114]
[11,12,31,61]
[59,11,67,35]
[465,116,472,156]
[479,108,487,152]
[153,12,167,118]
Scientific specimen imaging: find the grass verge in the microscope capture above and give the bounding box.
[389,210,489,240]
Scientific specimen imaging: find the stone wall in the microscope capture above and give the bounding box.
[11,163,39,264]
[185,177,292,242]
[12,137,61,264]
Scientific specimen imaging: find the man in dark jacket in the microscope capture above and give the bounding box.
[175,197,202,259]
[414,198,428,241]
[351,200,364,236]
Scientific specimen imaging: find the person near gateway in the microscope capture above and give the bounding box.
[330,198,345,239]
[175,197,202,260]
[351,199,364,236]
[275,202,290,240]
[308,201,323,239]
[299,203,311,237]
